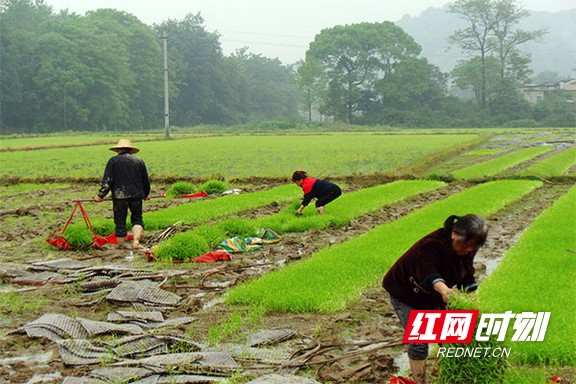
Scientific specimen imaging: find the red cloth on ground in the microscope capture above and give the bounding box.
[181,191,208,198]
[194,251,232,263]
[389,376,417,384]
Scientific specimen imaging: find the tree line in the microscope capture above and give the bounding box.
[1,0,573,133]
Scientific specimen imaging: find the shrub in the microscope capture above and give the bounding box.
[154,232,209,262]
[166,181,196,197]
[200,180,228,195]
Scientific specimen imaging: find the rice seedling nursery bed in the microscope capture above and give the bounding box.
[450,146,552,180]
[152,180,445,261]
[0,128,574,384]
[226,180,542,313]
[518,146,576,178]
[0,133,480,179]
[479,186,576,367]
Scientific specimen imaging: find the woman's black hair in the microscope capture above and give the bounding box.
[444,214,488,247]
[292,170,308,182]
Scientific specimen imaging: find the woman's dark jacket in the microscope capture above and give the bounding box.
[382,228,477,309]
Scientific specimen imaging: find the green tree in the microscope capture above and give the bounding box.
[448,0,544,110]
[363,58,449,126]
[448,0,496,109]
[0,0,53,132]
[491,0,545,82]
[307,22,421,123]
[86,9,163,130]
[294,58,325,121]
[533,92,576,127]
[452,56,500,107]
[229,48,299,122]
[156,13,227,126]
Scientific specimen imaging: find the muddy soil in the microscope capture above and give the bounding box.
[0,179,573,383]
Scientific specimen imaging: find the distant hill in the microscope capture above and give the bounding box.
[396,7,576,78]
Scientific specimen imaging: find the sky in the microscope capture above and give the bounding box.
[44,0,576,64]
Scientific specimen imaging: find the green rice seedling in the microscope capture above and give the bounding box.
[451,146,552,180]
[143,184,298,230]
[479,186,576,366]
[166,181,196,197]
[91,219,115,236]
[200,180,228,195]
[0,133,480,178]
[226,180,542,313]
[193,225,227,248]
[217,218,258,238]
[70,184,299,235]
[0,291,47,317]
[0,183,71,198]
[154,232,210,262]
[518,146,576,178]
[436,291,508,384]
[256,180,446,234]
[154,180,446,259]
[207,305,265,346]
[66,218,114,237]
[63,226,94,248]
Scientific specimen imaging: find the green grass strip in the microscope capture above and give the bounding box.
[451,146,552,179]
[226,180,542,313]
[478,186,576,366]
[143,184,298,230]
[154,180,445,261]
[71,184,299,236]
[254,180,446,234]
[519,146,576,178]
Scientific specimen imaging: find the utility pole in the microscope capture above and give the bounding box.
[161,31,170,139]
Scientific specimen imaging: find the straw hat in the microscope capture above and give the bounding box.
[109,139,139,154]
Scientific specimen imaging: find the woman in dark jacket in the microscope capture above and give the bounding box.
[382,214,488,384]
[292,170,342,215]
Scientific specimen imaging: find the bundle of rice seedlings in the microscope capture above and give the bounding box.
[193,225,227,248]
[167,181,196,197]
[436,291,508,384]
[217,218,258,238]
[91,219,115,236]
[64,226,94,248]
[200,180,227,195]
[154,232,209,261]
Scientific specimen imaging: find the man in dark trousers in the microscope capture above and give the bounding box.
[95,139,150,250]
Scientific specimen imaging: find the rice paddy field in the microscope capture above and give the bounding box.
[0,127,574,384]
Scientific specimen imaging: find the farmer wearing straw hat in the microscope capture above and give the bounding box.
[94,139,150,249]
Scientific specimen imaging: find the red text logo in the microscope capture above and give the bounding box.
[404,310,479,343]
